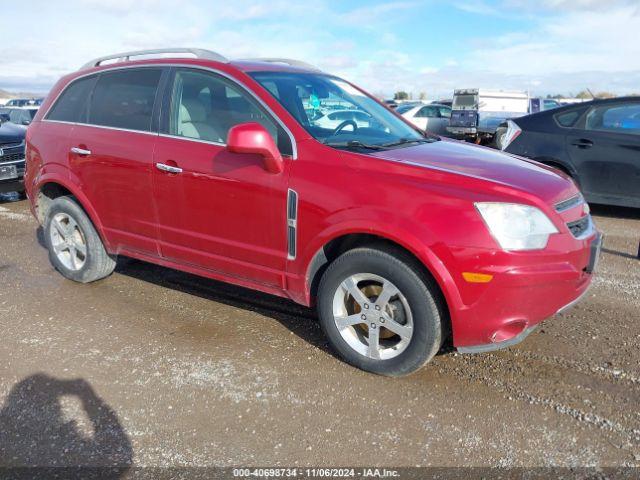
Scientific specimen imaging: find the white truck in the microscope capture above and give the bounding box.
[446,89,529,143]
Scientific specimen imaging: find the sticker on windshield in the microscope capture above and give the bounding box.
[309,93,321,109]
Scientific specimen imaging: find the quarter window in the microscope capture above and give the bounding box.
[88,68,162,132]
[555,110,582,128]
[168,69,292,155]
[46,76,97,123]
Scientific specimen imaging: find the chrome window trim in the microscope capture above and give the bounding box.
[41,63,298,159]
[158,133,224,147]
[40,119,76,126]
[43,119,159,137]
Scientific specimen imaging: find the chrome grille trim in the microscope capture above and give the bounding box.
[567,215,594,240]
[555,193,583,213]
[0,141,24,149]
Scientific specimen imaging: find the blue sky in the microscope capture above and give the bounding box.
[2,0,640,98]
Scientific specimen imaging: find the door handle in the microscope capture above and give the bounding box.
[70,147,91,156]
[155,162,183,174]
[571,139,594,149]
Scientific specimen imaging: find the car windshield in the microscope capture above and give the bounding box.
[250,71,435,150]
[453,94,477,108]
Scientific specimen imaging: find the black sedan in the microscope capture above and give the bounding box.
[499,97,640,208]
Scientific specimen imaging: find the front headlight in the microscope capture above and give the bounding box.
[475,202,558,250]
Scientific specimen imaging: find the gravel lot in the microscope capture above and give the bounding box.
[0,194,638,470]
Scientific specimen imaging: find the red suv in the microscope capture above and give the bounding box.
[25,49,602,376]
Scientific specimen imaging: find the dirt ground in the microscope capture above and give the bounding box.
[0,193,638,470]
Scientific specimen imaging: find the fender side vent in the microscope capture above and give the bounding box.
[287,189,298,259]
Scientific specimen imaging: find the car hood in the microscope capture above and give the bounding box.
[369,139,575,204]
[0,122,26,144]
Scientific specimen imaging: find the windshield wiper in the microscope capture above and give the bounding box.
[380,137,434,148]
[323,140,390,151]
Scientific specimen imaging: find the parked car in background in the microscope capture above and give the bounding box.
[400,103,451,135]
[431,99,452,107]
[5,99,31,107]
[394,102,423,114]
[0,115,26,195]
[447,89,529,143]
[500,97,640,208]
[313,109,373,130]
[529,98,561,114]
[1,107,39,125]
[26,48,600,376]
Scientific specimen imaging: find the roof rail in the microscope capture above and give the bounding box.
[239,58,322,72]
[81,48,229,70]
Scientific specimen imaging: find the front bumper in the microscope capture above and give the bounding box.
[0,160,25,193]
[451,231,602,353]
[446,126,477,136]
[458,326,538,354]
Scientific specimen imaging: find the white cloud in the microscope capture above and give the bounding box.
[467,6,640,76]
[2,0,639,99]
[504,0,638,12]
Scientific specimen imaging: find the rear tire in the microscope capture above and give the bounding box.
[44,196,116,283]
[317,246,444,376]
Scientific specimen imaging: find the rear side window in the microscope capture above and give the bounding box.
[89,69,162,132]
[585,103,640,134]
[554,110,581,127]
[46,76,96,123]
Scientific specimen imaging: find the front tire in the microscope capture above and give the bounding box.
[317,246,444,376]
[44,196,116,283]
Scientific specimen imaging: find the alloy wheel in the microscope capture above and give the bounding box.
[332,273,413,360]
[49,212,87,271]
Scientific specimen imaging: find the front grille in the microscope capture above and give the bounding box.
[0,152,25,163]
[0,142,25,164]
[555,194,583,212]
[567,215,590,238]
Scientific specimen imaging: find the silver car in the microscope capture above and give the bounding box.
[400,103,451,135]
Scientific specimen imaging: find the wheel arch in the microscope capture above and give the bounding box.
[34,176,112,251]
[303,230,459,338]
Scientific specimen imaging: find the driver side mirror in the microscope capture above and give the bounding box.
[227,122,284,174]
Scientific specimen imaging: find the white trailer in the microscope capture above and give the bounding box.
[447,88,529,142]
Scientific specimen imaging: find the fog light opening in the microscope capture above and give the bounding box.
[490,320,528,343]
